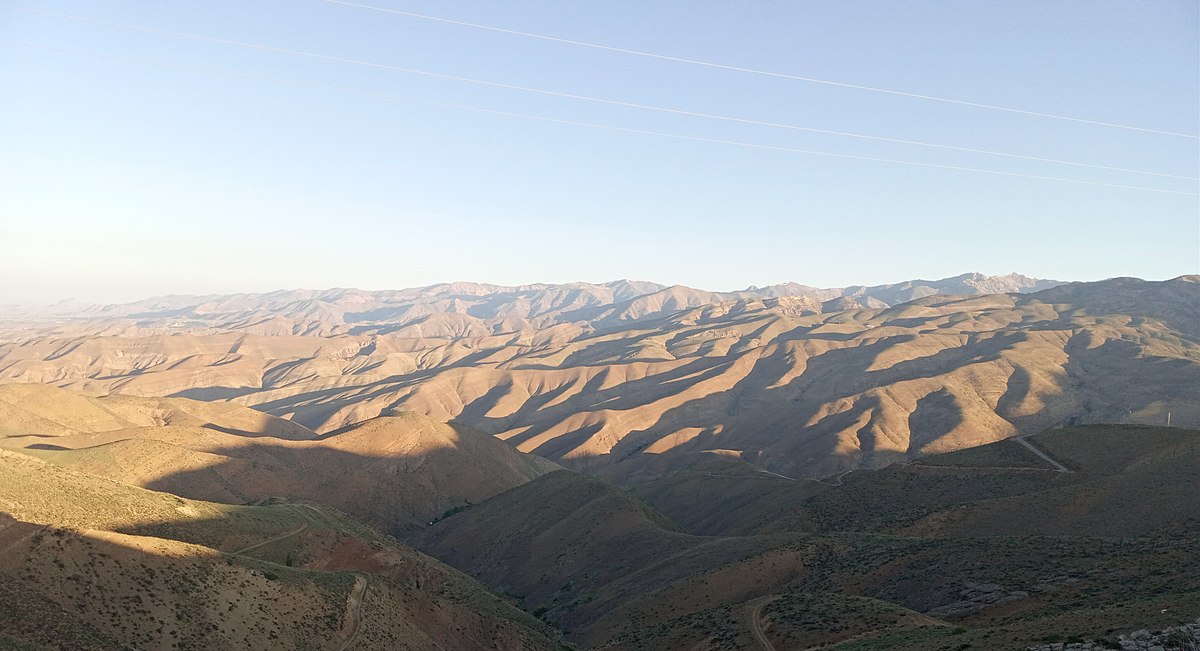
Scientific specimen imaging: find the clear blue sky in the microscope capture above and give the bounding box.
[1,0,1197,304]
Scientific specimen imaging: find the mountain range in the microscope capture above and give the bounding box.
[1,384,1195,649]
[1,272,1197,649]
[1,274,1194,483]
[1,272,1060,334]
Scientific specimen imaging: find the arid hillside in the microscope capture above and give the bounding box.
[1,275,1194,482]
[0,382,314,439]
[0,449,562,650]
[1,391,1195,648]
[0,385,559,533]
[415,425,1200,650]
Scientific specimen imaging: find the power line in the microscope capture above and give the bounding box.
[4,39,1196,197]
[3,4,1194,182]
[317,0,1200,140]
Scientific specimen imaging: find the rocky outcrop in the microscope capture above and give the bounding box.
[1027,617,1200,651]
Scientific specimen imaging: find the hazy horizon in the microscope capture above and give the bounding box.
[6,269,1200,308]
[2,1,1196,304]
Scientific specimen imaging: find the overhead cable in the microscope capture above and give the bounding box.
[317,0,1200,139]
[2,5,1194,182]
[5,39,1196,197]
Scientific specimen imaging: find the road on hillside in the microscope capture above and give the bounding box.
[335,575,368,651]
[230,503,331,556]
[818,469,854,486]
[231,521,307,555]
[747,596,778,651]
[0,522,46,556]
[1015,435,1072,473]
[224,504,369,650]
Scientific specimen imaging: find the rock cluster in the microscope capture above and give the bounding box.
[1027,617,1200,651]
[928,581,1030,618]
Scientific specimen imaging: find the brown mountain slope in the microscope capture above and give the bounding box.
[894,425,1200,538]
[413,425,1200,649]
[641,425,1200,540]
[1,395,559,533]
[412,470,787,644]
[747,425,1200,539]
[0,450,562,650]
[0,276,1194,483]
[626,456,833,536]
[0,274,1058,334]
[0,383,313,439]
[259,276,1198,482]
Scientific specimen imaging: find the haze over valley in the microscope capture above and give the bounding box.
[2,0,1197,648]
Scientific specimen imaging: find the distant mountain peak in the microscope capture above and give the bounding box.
[1,273,1069,326]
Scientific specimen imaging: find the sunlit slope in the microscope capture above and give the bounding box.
[0,383,313,439]
[239,276,1200,481]
[0,450,561,650]
[1,402,560,534]
[1,276,1195,482]
[0,274,1057,336]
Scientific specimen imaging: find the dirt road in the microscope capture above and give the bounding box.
[747,596,777,651]
[230,521,307,556]
[1015,434,1072,473]
[334,575,368,651]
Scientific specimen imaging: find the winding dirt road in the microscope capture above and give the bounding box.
[231,521,307,555]
[816,469,854,487]
[230,503,333,556]
[223,505,369,650]
[334,575,368,651]
[747,596,778,651]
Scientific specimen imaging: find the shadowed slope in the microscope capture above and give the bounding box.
[1,277,1194,483]
[412,425,1200,649]
[0,383,313,439]
[1,403,560,534]
[0,450,563,650]
[412,469,786,645]
[627,456,832,536]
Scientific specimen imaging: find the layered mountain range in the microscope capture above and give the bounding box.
[1,272,1197,649]
[1,384,1195,649]
[1,273,1194,483]
[1,272,1059,335]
